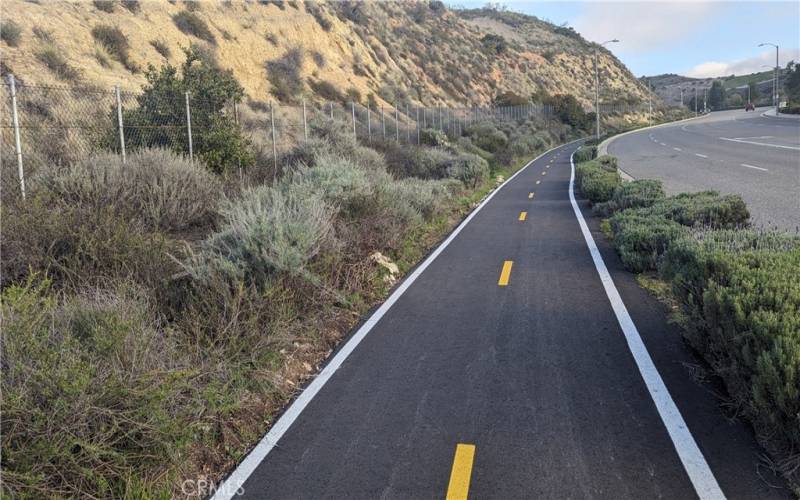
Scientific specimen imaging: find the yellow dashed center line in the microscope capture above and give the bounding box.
[446,444,476,500]
[518,211,527,221]
[528,192,534,199]
[498,261,513,286]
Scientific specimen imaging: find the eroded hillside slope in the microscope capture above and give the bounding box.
[1,0,649,107]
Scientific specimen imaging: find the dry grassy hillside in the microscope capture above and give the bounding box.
[1,0,649,107]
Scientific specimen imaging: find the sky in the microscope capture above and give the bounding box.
[454,1,800,78]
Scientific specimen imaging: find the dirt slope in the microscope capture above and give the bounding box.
[1,1,650,107]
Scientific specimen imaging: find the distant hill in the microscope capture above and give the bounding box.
[645,70,783,106]
[1,0,651,108]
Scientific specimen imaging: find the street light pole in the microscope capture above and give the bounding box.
[694,87,698,116]
[594,39,619,140]
[680,87,684,107]
[759,43,780,115]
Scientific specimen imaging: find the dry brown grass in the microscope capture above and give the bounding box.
[2,0,649,107]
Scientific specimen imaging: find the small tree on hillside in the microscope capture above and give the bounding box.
[748,81,760,103]
[117,47,254,173]
[783,61,800,104]
[709,80,725,110]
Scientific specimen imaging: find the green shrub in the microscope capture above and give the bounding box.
[280,153,376,218]
[446,153,489,188]
[173,11,216,44]
[594,179,665,217]
[149,39,171,58]
[36,45,81,81]
[119,47,252,174]
[576,159,621,203]
[1,20,22,47]
[596,155,618,171]
[659,235,800,451]
[266,48,305,103]
[121,0,141,13]
[308,79,344,103]
[33,148,220,232]
[187,185,334,288]
[377,177,458,223]
[632,191,749,228]
[420,128,449,147]
[573,145,596,163]
[283,120,385,173]
[1,279,186,498]
[306,1,333,31]
[1,196,179,291]
[506,131,547,158]
[91,24,137,72]
[467,122,508,153]
[609,213,687,272]
[92,0,115,13]
[453,136,491,160]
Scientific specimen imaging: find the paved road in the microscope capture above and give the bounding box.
[607,108,800,231]
[215,142,791,500]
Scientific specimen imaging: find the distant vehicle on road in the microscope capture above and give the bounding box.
[745,102,755,111]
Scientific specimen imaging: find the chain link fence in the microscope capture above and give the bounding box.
[2,73,661,199]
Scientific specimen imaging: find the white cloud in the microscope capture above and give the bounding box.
[684,48,800,78]
[572,2,713,53]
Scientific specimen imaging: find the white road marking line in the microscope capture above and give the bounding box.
[673,147,682,152]
[695,153,708,158]
[209,140,583,500]
[741,163,768,171]
[569,151,726,500]
[732,136,773,139]
[660,142,667,146]
[720,137,800,150]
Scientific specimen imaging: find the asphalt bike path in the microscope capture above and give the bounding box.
[215,141,790,499]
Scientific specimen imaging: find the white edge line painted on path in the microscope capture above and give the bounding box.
[209,140,581,500]
[720,137,800,151]
[568,151,726,500]
[673,147,682,152]
[741,163,768,171]
[695,153,708,158]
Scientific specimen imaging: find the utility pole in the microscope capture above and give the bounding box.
[680,87,684,107]
[694,87,698,116]
[703,89,707,113]
[648,79,652,126]
[594,39,619,140]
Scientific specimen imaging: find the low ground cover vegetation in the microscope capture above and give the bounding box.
[574,147,800,486]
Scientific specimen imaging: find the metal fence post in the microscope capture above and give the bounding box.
[394,104,399,142]
[351,101,356,139]
[270,101,278,177]
[381,105,386,140]
[367,104,372,143]
[185,91,193,165]
[114,84,126,163]
[416,107,420,144]
[302,99,308,141]
[405,103,410,143]
[330,102,334,120]
[8,75,25,199]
